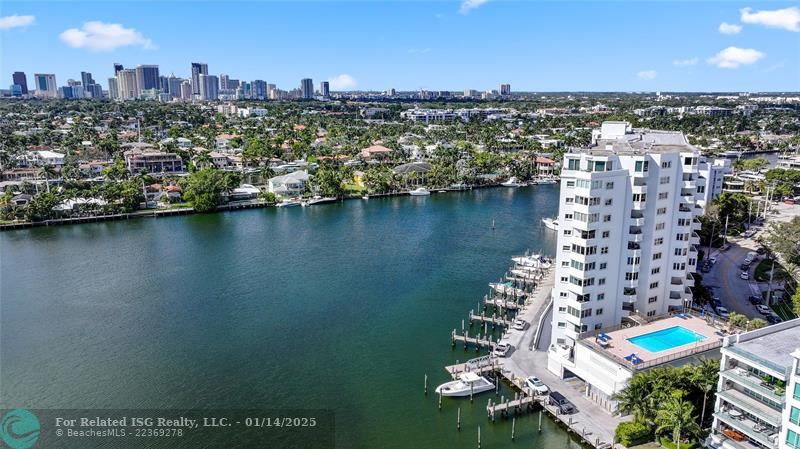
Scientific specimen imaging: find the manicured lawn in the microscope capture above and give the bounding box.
[754,259,787,282]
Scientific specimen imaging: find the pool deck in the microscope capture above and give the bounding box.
[592,315,722,365]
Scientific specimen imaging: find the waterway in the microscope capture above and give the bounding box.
[1,185,588,448]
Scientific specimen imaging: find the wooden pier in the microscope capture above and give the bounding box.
[469,312,512,327]
[451,329,496,350]
[486,394,539,420]
[443,360,499,379]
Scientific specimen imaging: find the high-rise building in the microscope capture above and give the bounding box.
[159,75,169,93]
[180,80,192,100]
[251,80,267,100]
[227,79,240,90]
[266,83,276,100]
[113,63,124,75]
[300,78,314,99]
[107,78,119,99]
[12,72,28,94]
[320,81,330,98]
[500,84,511,96]
[198,74,219,101]
[548,121,704,375]
[116,69,138,100]
[135,65,160,96]
[463,88,477,97]
[191,63,208,96]
[386,88,396,97]
[167,75,182,99]
[33,74,57,98]
[81,72,95,88]
[219,74,230,91]
[705,319,800,449]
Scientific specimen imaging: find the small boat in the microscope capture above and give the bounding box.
[303,195,337,206]
[450,183,470,191]
[537,177,557,184]
[362,194,369,200]
[489,282,528,297]
[435,372,494,397]
[542,217,559,231]
[409,187,431,196]
[509,269,541,280]
[512,255,552,269]
[276,200,302,207]
[501,177,524,187]
[438,189,448,193]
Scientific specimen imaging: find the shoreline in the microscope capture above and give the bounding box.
[0,182,520,232]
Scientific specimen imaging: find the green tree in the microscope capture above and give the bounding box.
[26,191,60,222]
[181,168,239,212]
[655,392,701,449]
[38,164,57,193]
[689,358,719,427]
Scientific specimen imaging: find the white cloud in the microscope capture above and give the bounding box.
[718,22,742,34]
[740,6,800,32]
[59,21,154,51]
[328,74,357,90]
[408,48,432,54]
[707,46,765,68]
[459,0,489,14]
[673,58,699,66]
[0,15,35,30]
[637,70,657,80]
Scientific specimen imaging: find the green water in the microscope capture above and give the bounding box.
[1,185,586,448]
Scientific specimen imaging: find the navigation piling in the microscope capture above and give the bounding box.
[512,417,516,441]
[438,391,442,410]
[424,374,428,396]
[457,407,461,431]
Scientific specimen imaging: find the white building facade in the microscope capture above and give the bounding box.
[548,121,703,377]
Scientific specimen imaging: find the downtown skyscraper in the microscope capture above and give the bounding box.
[191,63,208,96]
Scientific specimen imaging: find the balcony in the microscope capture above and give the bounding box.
[629,226,642,235]
[622,302,635,312]
[720,369,786,406]
[631,201,646,210]
[669,291,682,300]
[716,389,782,427]
[632,185,647,195]
[627,242,641,250]
[713,412,778,449]
[679,204,692,213]
[690,232,701,245]
[670,277,683,286]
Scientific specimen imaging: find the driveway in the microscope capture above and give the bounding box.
[700,234,765,319]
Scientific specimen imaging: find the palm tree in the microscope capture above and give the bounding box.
[691,358,720,427]
[38,164,57,193]
[655,393,701,449]
[613,375,652,422]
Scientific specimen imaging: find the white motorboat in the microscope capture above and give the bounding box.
[302,195,337,206]
[489,282,528,297]
[409,187,431,196]
[435,372,494,397]
[512,255,552,269]
[501,177,524,187]
[276,200,302,207]
[542,217,559,231]
[537,177,557,184]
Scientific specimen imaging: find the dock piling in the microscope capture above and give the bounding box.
[512,417,515,441]
[457,407,461,431]
[438,391,442,411]
[538,410,542,432]
[424,374,428,396]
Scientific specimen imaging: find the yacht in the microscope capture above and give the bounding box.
[409,187,431,196]
[302,195,337,206]
[501,177,524,187]
[276,199,302,207]
[542,217,559,231]
[489,282,528,297]
[435,372,494,397]
[512,255,552,269]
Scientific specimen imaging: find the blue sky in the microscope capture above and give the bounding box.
[1,1,799,92]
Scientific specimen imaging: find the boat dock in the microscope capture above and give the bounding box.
[469,311,512,328]
[486,394,539,420]
[451,330,496,350]
[483,297,519,310]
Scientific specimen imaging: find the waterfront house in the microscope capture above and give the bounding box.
[534,156,556,177]
[268,170,309,197]
[393,161,431,186]
[123,148,184,175]
[359,145,393,160]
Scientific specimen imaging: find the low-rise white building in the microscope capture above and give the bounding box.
[268,170,309,197]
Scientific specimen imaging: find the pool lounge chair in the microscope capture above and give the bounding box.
[624,353,636,362]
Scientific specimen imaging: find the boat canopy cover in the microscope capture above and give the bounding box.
[459,372,482,382]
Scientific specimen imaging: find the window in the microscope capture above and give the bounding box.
[598,278,606,285]
[561,261,569,267]
[601,247,608,254]
[648,296,658,303]
[557,322,566,329]
[597,293,605,301]
[658,192,668,200]
[564,213,573,220]
[571,260,584,270]
[605,182,614,189]
[585,262,596,271]
[683,157,697,166]
[632,193,647,202]
[661,161,672,169]
[672,262,686,271]
[562,245,570,251]
[786,429,799,449]
[646,310,656,317]
[625,272,639,280]
[656,222,665,230]
[604,199,612,206]
[563,229,572,235]
[657,207,667,215]
[651,267,660,275]
[794,383,800,400]
[596,308,603,315]
[790,406,800,425]
[566,197,574,204]
[649,281,659,289]
[602,231,610,238]
[599,263,607,270]
[567,158,580,170]
[566,181,575,187]
[594,324,602,330]
[627,256,640,265]
[593,161,606,172]
[654,237,664,245]
[603,215,612,222]
[580,309,593,318]
[559,292,568,298]
[659,176,670,185]
[560,276,568,283]
[653,252,662,260]
[674,248,687,256]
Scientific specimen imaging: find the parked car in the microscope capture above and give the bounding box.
[716,306,730,319]
[525,376,549,395]
[756,305,771,315]
[748,295,762,305]
[766,315,782,324]
[709,257,717,265]
[713,297,723,308]
[513,319,527,331]
[548,391,577,414]
[740,272,750,280]
[493,341,512,357]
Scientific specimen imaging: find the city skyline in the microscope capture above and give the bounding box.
[1,1,799,92]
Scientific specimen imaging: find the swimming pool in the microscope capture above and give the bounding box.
[627,326,706,353]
